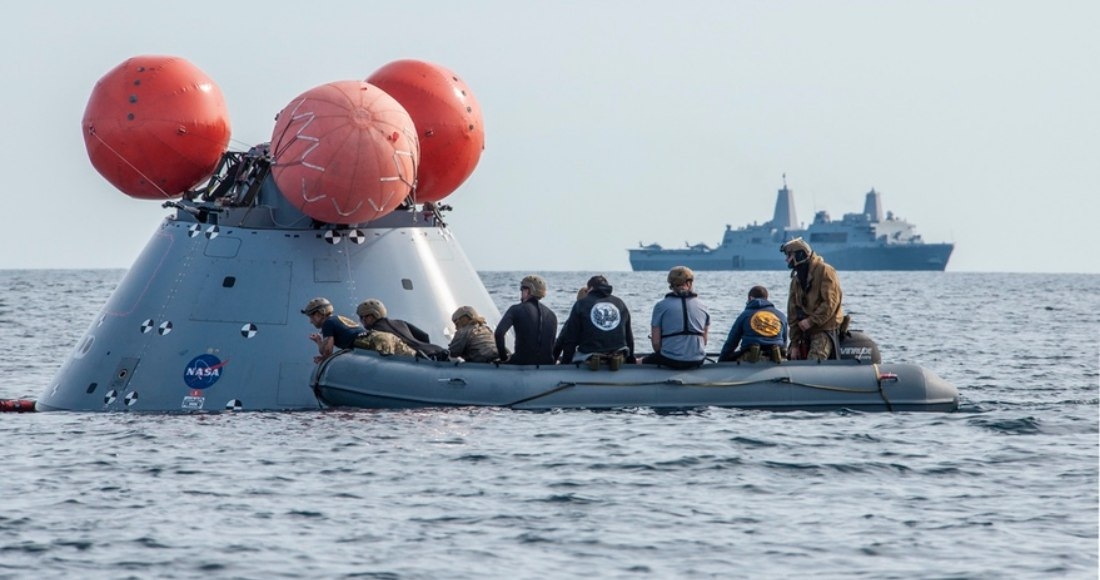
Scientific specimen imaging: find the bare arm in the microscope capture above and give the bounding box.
[311,333,336,363]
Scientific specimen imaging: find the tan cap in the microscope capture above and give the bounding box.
[451,305,484,324]
[520,275,547,298]
[667,266,695,287]
[301,297,333,316]
[356,299,387,319]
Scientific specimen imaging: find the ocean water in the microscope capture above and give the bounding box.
[0,269,1097,579]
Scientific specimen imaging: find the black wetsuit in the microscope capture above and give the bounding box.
[495,298,558,365]
[370,318,449,360]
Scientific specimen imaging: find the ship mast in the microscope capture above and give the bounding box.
[771,174,799,230]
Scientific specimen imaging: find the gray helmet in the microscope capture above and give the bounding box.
[451,305,485,325]
[356,299,387,319]
[301,297,333,316]
[780,237,813,267]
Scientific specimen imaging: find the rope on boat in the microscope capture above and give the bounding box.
[558,377,880,394]
[504,383,578,407]
[505,375,884,407]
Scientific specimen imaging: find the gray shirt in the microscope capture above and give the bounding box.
[650,293,710,361]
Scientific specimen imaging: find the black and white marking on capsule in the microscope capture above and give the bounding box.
[241,323,258,338]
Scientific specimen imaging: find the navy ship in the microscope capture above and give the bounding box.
[629,180,953,271]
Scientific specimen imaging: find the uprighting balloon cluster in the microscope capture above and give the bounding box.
[81,55,485,225]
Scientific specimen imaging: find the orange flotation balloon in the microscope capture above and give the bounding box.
[270,81,419,225]
[367,60,484,204]
[82,55,231,200]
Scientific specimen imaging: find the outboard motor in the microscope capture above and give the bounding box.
[838,330,882,364]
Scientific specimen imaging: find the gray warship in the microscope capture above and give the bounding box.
[629,181,954,271]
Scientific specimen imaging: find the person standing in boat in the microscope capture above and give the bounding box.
[718,285,788,363]
[556,275,635,369]
[448,306,500,363]
[642,266,710,369]
[494,275,558,365]
[356,299,449,360]
[781,237,845,360]
[302,297,363,364]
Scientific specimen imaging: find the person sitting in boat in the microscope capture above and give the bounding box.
[781,237,845,360]
[356,299,450,360]
[353,328,418,357]
[556,275,635,370]
[301,297,363,364]
[553,285,589,362]
[494,275,558,365]
[641,266,710,369]
[718,285,788,363]
[448,305,501,363]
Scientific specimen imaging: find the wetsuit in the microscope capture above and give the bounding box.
[495,298,557,365]
[370,318,449,360]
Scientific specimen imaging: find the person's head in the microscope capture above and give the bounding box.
[667,266,695,291]
[301,297,333,328]
[576,286,589,301]
[520,275,547,300]
[748,285,768,300]
[586,275,608,290]
[356,299,387,327]
[780,237,813,269]
[451,305,485,328]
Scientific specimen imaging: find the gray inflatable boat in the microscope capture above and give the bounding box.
[311,350,959,412]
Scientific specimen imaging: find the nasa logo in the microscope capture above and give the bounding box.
[183,354,228,389]
[590,303,621,332]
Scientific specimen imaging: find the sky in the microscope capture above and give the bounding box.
[1,1,1096,274]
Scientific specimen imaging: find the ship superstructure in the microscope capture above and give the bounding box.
[629,181,953,271]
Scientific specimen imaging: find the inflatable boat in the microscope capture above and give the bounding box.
[311,349,959,412]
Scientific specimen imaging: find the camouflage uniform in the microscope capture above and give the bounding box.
[787,254,844,360]
[448,322,499,362]
[354,330,417,356]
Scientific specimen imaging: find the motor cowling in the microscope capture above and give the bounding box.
[838,330,882,364]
